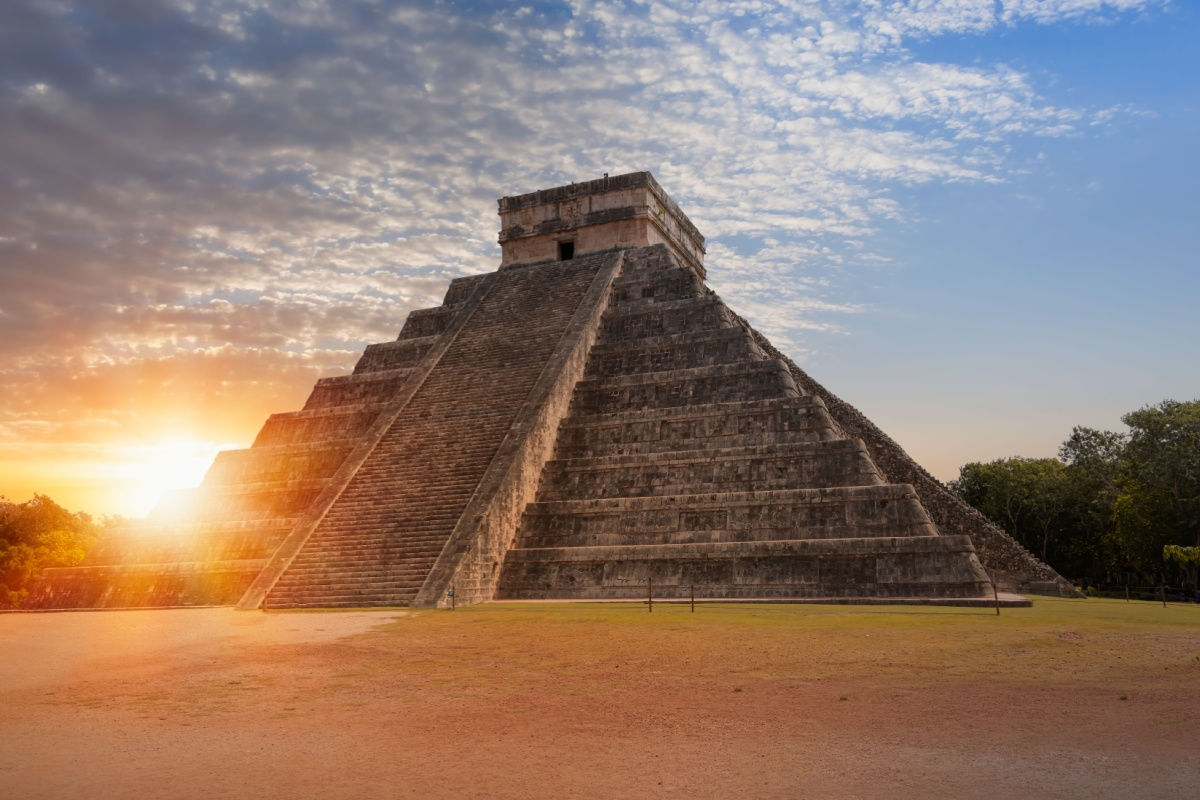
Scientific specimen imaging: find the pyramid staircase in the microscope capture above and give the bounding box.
[495,246,992,600]
[256,253,613,608]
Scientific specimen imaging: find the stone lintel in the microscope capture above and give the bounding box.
[497,171,706,278]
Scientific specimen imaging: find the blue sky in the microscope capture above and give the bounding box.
[0,0,1196,515]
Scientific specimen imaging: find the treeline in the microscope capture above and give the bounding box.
[0,494,110,608]
[950,399,1199,595]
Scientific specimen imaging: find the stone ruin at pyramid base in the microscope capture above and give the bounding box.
[27,172,1077,611]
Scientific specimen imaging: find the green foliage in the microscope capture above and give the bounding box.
[1163,545,1200,596]
[952,399,1200,590]
[949,457,1070,564]
[0,494,105,608]
[1163,545,1200,565]
[1115,400,1200,563]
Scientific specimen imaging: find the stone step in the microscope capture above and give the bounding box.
[268,591,423,605]
[335,474,483,488]
[287,536,453,552]
[266,576,424,595]
[265,588,419,603]
[570,361,799,415]
[320,502,467,517]
[280,566,438,580]
[496,535,992,600]
[515,485,936,548]
[280,562,439,577]
[263,599,414,609]
[264,594,417,609]
[555,397,842,458]
[314,518,461,533]
[537,440,883,501]
[274,568,433,584]
[288,528,455,543]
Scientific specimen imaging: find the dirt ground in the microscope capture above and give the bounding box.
[1,598,1197,799]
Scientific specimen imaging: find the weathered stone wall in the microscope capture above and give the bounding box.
[499,536,991,601]
[538,440,883,500]
[743,323,1079,597]
[515,485,936,549]
[554,396,841,458]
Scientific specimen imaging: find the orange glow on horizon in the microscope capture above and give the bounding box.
[0,439,235,520]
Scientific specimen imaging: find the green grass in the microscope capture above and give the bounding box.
[325,596,1199,692]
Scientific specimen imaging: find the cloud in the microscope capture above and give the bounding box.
[0,0,1165,510]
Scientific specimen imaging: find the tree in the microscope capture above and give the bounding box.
[1112,400,1200,578]
[0,494,103,607]
[950,457,1071,565]
[952,400,1200,590]
[1163,545,1199,598]
[1058,426,1125,581]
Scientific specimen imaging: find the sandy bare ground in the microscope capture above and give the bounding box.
[1,598,1197,799]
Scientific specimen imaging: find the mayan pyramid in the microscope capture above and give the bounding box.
[28,172,1076,610]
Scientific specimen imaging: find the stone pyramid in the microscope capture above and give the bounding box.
[28,172,1075,610]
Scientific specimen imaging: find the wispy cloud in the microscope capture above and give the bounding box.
[0,0,1165,508]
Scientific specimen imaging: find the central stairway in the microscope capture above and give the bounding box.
[262,254,609,607]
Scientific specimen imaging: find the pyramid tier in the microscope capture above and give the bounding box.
[253,403,391,447]
[303,367,418,409]
[584,326,765,378]
[353,335,438,374]
[515,486,935,548]
[497,536,992,600]
[570,361,800,415]
[556,397,841,458]
[537,440,884,501]
[202,439,359,486]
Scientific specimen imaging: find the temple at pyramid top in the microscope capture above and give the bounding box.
[25,170,1078,611]
[498,171,707,278]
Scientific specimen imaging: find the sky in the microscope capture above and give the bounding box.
[1,0,1197,518]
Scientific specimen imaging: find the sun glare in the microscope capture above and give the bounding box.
[109,440,231,519]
